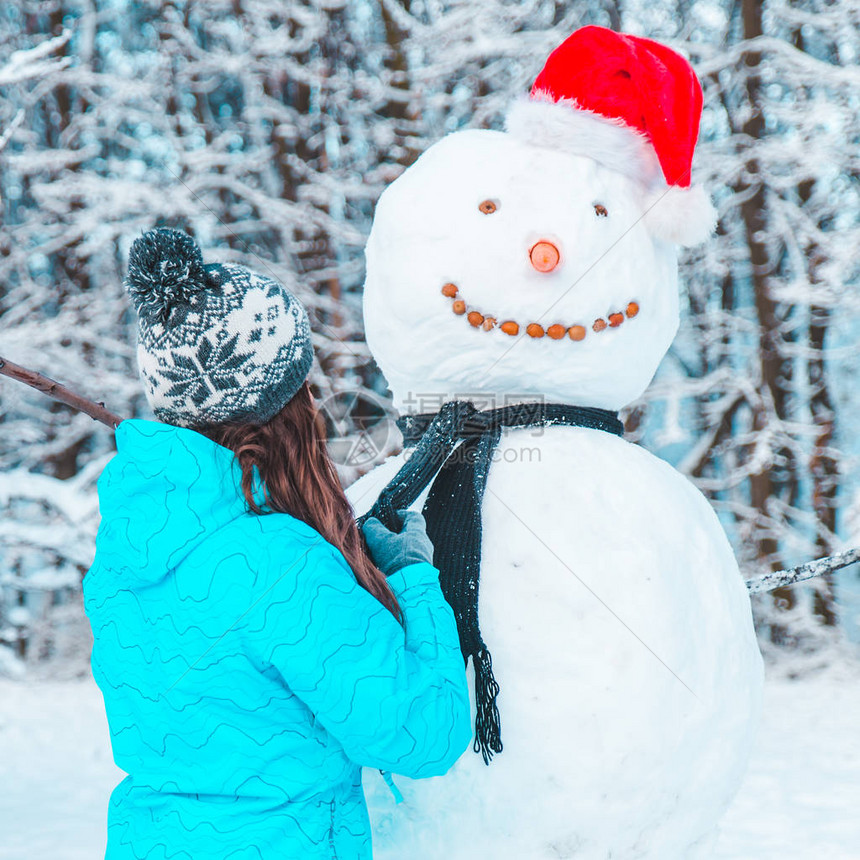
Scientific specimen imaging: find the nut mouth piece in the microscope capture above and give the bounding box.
[441,282,640,340]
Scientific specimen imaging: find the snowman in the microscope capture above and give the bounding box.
[347,27,763,860]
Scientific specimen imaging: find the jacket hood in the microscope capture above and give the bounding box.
[92,418,263,587]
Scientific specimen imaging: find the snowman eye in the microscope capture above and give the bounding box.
[594,203,609,218]
[478,199,499,215]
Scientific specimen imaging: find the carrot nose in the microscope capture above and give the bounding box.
[529,240,560,273]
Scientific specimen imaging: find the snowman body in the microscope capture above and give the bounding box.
[348,123,763,858]
[350,428,761,858]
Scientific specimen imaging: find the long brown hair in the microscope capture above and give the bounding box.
[199,383,401,621]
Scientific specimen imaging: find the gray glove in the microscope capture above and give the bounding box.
[361,509,434,577]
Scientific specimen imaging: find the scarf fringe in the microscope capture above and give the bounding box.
[472,647,503,764]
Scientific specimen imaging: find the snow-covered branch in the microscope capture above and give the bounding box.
[746,549,860,595]
[0,30,71,86]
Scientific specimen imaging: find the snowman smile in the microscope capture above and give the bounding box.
[440,282,640,341]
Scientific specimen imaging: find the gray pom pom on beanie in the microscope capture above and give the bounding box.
[125,228,313,429]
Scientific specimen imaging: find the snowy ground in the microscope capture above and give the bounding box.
[0,663,858,860]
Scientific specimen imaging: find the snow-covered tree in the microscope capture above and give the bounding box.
[1,0,858,672]
[0,0,397,667]
[642,0,860,648]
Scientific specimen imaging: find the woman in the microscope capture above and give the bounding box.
[83,228,472,859]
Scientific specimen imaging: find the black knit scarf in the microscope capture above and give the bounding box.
[360,401,624,763]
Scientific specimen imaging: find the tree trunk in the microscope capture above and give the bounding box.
[738,0,797,638]
[792,22,838,628]
[801,174,839,627]
[380,0,419,168]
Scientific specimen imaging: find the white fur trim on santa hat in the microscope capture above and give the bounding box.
[642,183,717,247]
[505,93,717,246]
[505,93,662,187]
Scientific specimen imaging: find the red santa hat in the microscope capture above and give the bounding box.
[506,26,716,246]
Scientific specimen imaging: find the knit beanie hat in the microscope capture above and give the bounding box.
[124,228,313,429]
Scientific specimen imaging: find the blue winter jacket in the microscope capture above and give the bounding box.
[84,419,472,859]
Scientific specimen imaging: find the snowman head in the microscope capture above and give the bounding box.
[364,27,716,413]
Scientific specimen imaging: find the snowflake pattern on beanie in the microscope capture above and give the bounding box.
[126,230,313,428]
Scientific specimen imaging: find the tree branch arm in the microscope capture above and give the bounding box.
[746,548,860,594]
[0,355,123,430]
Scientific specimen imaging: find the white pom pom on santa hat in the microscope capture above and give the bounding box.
[505,26,716,247]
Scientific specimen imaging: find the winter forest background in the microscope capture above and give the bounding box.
[1,0,859,679]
